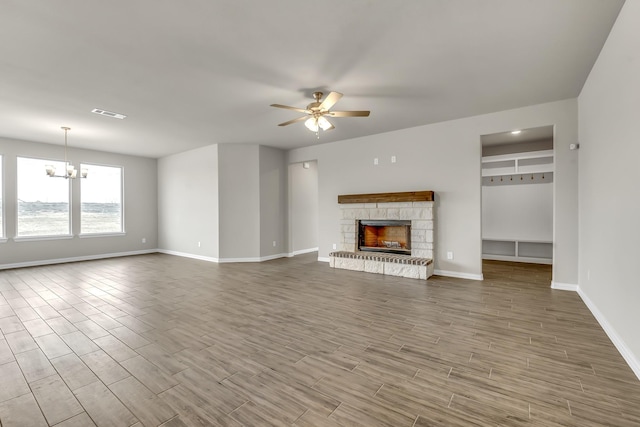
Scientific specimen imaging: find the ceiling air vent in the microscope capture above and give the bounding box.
[91,108,127,119]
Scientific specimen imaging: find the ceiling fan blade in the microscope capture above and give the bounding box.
[328,110,370,117]
[277,116,308,127]
[270,104,310,113]
[325,122,335,131]
[319,91,343,110]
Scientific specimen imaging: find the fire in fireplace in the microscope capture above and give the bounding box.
[357,220,411,255]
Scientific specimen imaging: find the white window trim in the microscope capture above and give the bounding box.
[0,153,4,240]
[79,232,126,238]
[13,235,74,243]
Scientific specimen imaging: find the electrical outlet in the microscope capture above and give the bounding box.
[391,155,397,163]
[141,238,146,244]
[273,240,277,247]
[332,243,337,250]
[374,158,379,165]
[447,251,454,260]
[197,241,201,248]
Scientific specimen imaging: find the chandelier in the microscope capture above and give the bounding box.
[45,127,88,179]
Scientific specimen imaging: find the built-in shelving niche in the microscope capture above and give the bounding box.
[482,149,554,178]
[481,149,553,264]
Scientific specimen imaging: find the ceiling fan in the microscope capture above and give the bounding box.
[270,91,370,133]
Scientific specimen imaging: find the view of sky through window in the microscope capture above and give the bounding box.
[17,157,70,236]
[81,163,123,234]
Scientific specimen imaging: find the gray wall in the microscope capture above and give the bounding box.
[288,99,578,282]
[157,143,289,261]
[578,0,640,375]
[289,160,319,254]
[259,146,288,258]
[218,144,261,260]
[158,144,219,259]
[0,136,157,267]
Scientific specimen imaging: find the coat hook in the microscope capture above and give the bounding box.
[542,173,545,179]
[500,176,503,181]
[520,175,523,180]
[531,174,534,180]
[490,177,493,182]
[510,175,513,181]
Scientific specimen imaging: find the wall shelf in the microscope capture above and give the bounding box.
[482,238,552,264]
[482,150,554,177]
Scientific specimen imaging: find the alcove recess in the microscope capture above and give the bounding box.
[481,149,553,264]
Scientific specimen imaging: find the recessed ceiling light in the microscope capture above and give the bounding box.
[511,130,522,135]
[91,108,127,119]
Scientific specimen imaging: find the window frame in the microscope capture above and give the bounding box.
[79,162,125,237]
[15,156,73,240]
[0,154,5,242]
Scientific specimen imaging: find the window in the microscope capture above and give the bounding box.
[81,164,123,234]
[17,157,70,237]
[0,155,3,238]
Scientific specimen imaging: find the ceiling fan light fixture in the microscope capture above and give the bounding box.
[272,91,369,133]
[317,116,332,131]
[305,117,319,132]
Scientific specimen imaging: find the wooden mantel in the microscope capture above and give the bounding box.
[338,190,434,204]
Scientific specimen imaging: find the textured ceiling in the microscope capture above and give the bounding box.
[0,1,625,158]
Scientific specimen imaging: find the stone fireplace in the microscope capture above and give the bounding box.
[330,191,435,280]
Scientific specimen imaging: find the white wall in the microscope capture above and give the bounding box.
[289,160,319,254]
[158,144,219,259]
[578,0,640,377]
[259,146,288,258]
[288,99,578,282]
[482,183,553,241]
[0,136,157,268]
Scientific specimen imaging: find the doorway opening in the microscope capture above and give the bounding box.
[480,126,554,279]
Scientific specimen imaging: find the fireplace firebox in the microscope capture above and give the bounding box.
[357,220,411,255]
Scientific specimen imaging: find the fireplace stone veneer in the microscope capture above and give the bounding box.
[330,191,434,280]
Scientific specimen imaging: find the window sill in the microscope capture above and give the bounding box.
[79,232,126,238]
[13,235,74,242]
[0,238,7,243]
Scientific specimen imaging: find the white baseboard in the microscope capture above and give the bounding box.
[289,247,319,257]
[433,269,483,281]
[159,250,294,264]
[217,257,258,263]
[577,287,640,381]
[259,253,289,262]
[551,281,578,291]
[0,249,158,270]
[157,249,219,263]
[317,257,330,263]
[218,253,289,263]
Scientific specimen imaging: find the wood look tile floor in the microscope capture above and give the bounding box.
[1,254,639,426]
